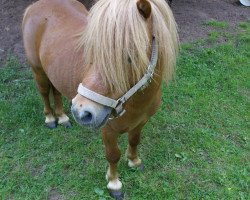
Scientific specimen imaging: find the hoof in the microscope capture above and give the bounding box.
[109,190,124,200]
[45,121,57,129]
[139,163,145,172]
[128,158,142,168]
[61,121,72,128]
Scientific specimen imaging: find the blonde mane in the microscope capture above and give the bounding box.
[78,0,178,94]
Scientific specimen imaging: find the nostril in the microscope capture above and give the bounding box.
[80,111,93,124]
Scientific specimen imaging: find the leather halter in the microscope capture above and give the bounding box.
[77,35,158,118]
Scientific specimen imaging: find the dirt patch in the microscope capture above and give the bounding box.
[0,0,93,65]
[171,0,250,42]
[0,0,249,66]
[48,188,64,200]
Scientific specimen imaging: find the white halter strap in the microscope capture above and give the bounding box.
[77,35,158,118]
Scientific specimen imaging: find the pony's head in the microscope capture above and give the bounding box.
[71,0,178,129]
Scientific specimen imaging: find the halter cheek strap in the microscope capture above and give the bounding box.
[77,35,158,118]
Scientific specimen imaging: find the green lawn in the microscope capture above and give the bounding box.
[0,22,249,199]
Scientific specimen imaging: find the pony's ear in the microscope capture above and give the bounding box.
[136,0,152,19]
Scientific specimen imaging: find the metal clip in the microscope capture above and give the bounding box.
[109,109,126,120]
[117,109,126,117]
[115,102,126,117]
[109,101,126,120]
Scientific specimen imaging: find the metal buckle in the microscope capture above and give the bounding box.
[108,101,126,120]
[117,109,126,117]
[115,102,126,117]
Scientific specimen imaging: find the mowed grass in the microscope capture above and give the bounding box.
[0,22,249,200]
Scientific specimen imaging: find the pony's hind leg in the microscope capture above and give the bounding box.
[126,124,144,169]
[52,86,71,128]
[32,68,56,129]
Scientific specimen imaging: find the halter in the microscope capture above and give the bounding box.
[77,35,158,118]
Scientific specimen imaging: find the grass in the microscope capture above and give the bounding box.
[204,20,232,43]
[0,22,249,199]
[205,20,228,29]
[207,30,220,42]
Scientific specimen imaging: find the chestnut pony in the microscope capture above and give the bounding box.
[22,0,178,197]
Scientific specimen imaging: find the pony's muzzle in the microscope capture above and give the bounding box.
[71,96,112,129]
[79,110,93,124]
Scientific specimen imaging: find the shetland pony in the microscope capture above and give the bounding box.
[22,0,178,198]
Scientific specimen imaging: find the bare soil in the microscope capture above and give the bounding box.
[0,0,249,66]
[172,0,250,42]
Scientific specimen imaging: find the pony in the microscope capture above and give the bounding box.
[22,0,178,198]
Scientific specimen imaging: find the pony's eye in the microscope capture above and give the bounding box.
[128,57,132,64]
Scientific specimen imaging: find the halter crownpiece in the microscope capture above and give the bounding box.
[77,35,158,118]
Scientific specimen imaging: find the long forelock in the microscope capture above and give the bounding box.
[78,0,178,94]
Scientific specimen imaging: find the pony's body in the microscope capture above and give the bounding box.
[23,0,87,99]
[23,0,178,197]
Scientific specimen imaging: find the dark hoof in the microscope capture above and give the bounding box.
[61,121,72,128]
[109,190,124,200]
[45,121,57,129]
[139,163,145,172]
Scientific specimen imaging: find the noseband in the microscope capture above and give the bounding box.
[77,35,158,118]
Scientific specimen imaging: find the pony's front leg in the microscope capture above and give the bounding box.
[126,124,144,169]
[102,128,123,199]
